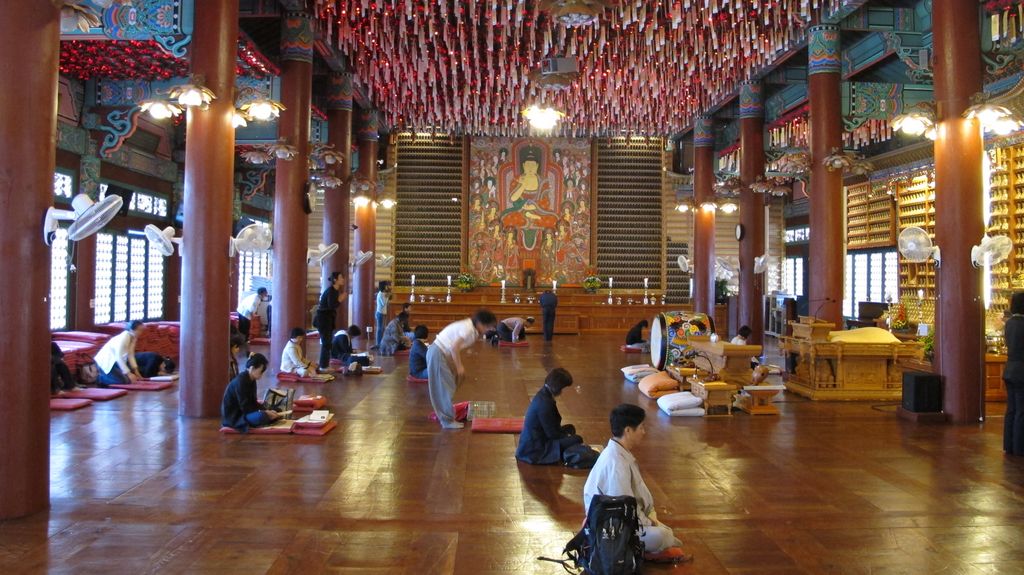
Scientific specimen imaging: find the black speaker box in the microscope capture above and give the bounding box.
[902,372,942,413]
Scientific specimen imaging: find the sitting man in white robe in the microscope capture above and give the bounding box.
[583,403,690,562]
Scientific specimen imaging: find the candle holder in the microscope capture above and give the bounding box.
[660,293,666,305]
[514,293,521,304]
[643,289,650,305]
[445,287,451,303]
[501,286,507,303]
[607,290,613,305]
[409,285,416,303]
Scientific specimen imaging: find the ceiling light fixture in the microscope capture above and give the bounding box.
[892,109,936,140]
[700,200,718,212]
[963,99,1021,135]
[169,78,216,109]
[717,199,739,214]
[232,110,248,128]
[522,105,564,131]
[240,98,285,122]
[139,99,183,121]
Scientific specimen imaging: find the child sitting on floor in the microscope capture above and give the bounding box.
[331,325,370,367]
[280,327,317,376]
[220,353,283,433]
[408,325,429,380]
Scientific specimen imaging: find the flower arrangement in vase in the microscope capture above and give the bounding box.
[455,272,476,292]
[582,275,602,293]
[888,303,909,331]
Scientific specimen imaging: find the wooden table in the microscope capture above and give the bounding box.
[689,377,737,417]
[688,340,763,387]
[736,385,785,415]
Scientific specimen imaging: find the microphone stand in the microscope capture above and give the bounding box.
[810,297,835,322]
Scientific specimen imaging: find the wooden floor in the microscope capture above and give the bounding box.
[3,334,1024,574]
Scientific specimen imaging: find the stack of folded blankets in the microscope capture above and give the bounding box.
[621,364,659,383]
[656,391,705,417]
[51,331,111,376]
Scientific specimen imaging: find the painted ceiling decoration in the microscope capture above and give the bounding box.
[313,0,814,137]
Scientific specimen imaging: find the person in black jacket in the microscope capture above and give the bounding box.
[1003,292,1024,456]
[221,353,282,432]
[332,325,370,367]
[516,368,582,464]
[314,271,347,370]
[539,289,558,341]
[625,319,649,346]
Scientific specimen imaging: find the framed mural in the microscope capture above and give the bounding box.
[468,137,592,286]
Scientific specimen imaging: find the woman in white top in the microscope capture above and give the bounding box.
[374,281,392,349]
[280,327,316,377]
[427,309,497,428]
[94,320,144,387]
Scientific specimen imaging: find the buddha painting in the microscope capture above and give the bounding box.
[499,146,558,251]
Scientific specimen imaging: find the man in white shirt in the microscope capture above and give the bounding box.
[94,320,144,387]
[280,327,316,377]
[427,309,497,429]
[237,287,270,340]
[584,404,688,560]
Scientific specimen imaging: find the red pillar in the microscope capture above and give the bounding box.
[270,11,313,370]
[806,24,844,326]
[933,0,985,424]
[0,1,59,519]
[739,82,766,344]
[692,117,716,317]
[323,73,353,328]
[351,110,379,348]
[180,0,239,417]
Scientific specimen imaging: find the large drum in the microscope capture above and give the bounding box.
[650,311,715,370]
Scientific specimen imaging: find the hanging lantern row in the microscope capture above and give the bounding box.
[986,0,1024,47]
[314,0,811,135]
[751,175,795,197]
[717,143,741,174]
[843,119,893,149]
[766,105,809,149]
[238,139,299,165]
[772,150,811,178]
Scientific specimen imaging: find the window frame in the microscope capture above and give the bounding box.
[844,247,899,319]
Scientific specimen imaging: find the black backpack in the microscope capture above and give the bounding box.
[539,495,644,574]
[562,443,600,469]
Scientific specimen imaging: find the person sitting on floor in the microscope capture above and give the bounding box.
[625,319,649,347]
[134,352,174,379]
[408,325,430,380]
[220,352,283,433]
[280,327,317,377]
[401,303,415,339]
[516,367,583,465]
[379,311,412,356]
[229,335,244,379]
[51,341,80,394]
[94,320,144,387]
[730,325,752,345]
[584,404,690,561]
[496,316,534,342]
[331,325,370,367]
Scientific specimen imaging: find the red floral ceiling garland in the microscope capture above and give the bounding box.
[61,37,279,81]
[314,0,810,136]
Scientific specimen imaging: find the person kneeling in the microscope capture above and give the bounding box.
[625,319,649,349]
[516,367,584,465]
[584,404,690,561]
[281,327,317,376]
[94,320,144,387]
[379,311,412,356]
[408,325,429,380]
[495,316,534,343]
[221,353,283,432]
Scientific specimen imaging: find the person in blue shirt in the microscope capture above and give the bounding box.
[515,367,582,464]
[408,325,429,380]
[374,280,392,349]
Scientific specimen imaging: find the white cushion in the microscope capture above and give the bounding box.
[622,364,658,382]
[657,391,703,415]
[659,405,705,417]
